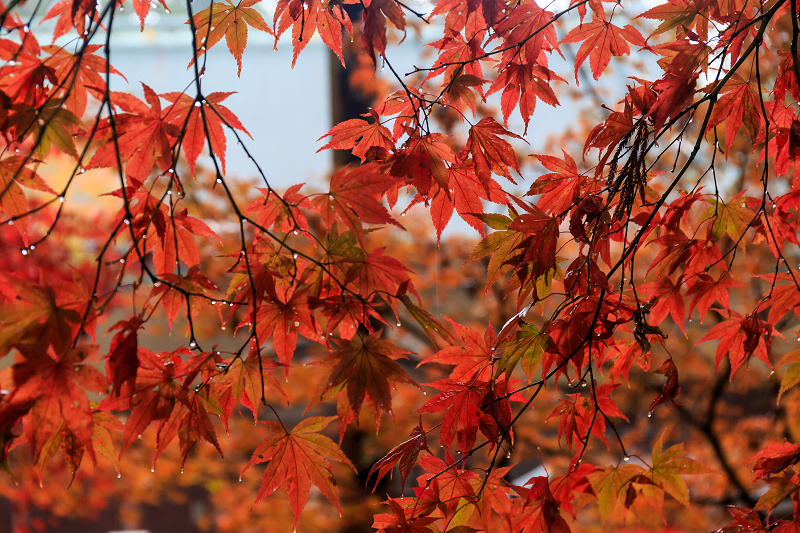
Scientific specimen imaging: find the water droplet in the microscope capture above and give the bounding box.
[124,218,131,225]
[688,318,692,323]
[20,248,27,255]
[293,253,298,259]
[180,468,184,474]
[138,434,142,439]
[328,194,334,201]
[221,325,226,330]
[154,281,161,287]
[293,230,299,235]
[216,177,222,183]
[119,258,125,264]
[506,453,511,458]
[423,391,427,395]
[189,341,197,348]
[9,60,16,66]
[211,300,216,305]
[647,412,653,418]
[151,467,155,473]
[294,321,300,327]
[769,370,775,377]
[29,244,35,250]
[623,455,630,461]
[216,363,228,370]
[23,25,29,33]
[117,473,121,478]
[7,219,13,225]
[58,196,65,203]
[396,322,401,327]
[581,381,587,387]
[194,101,201,107]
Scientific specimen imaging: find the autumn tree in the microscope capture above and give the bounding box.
[2,0,800,530]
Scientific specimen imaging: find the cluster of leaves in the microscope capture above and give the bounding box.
[2,0,800,530]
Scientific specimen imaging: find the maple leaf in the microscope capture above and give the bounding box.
[493,3,558,64]
[548,383,627,450]
[320,331,416,421]
[510,476,572,533]
[706,74,762,152]
[701,192,756,243]
[647,432,708,506]
[750,442,800,481]
[638,276,686,334]
[241,416,355,525]
[216,349,287,425]
[367,420,429,491]
[685,270,742,323]
[698,311,773,377]
[637,0,710,40]
[588,463,645,524]
[361,0,406,64]
[43,44,121,117]
[0,155,55,244]
[161,90,251,176]
[561,17,646,81]
[129,0,168,29]
[390,133,455,198]
[418,375,518,452]
[41,0,98,41]
[90,85,179,181]
[273,0,354,67]
[0,273,87,355]
[372,497,438,533]
[147,267,219,332]
[528,151,587,217]
[421,318,496,381]
[152,207,219,274]
[464,117,523,191]
[11,344,104,465]
[428,162,507,242]
[486,60,561,134]
[113,348,185,455]
[192,0,273,76]
[105,317,143,397]
[648,357,680,415]
[777,349,800,402]
[311,164,402,239]
[254,284,318,369]
[318,109,395,161]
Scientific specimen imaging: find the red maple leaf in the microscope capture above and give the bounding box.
[161,90,251,176]
[90,85,179,181]
[561,17,646,81]
[311,164,402,239]
[685,270,742,323]
[390,133,455,198]
[750,442,800,481]
[464,117,523,191]
[273,0,354,67]
[361,0,406,64]
[192,0,273,76]
[706,73,762,152]
[241,416,355,526]
[698,311,774,377]
[638,276,687,334]
[318,109,395,162]
[367,419,429,492]
[320,331,416,421]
